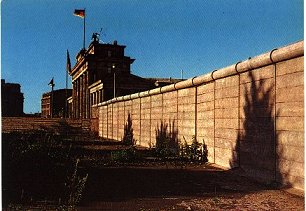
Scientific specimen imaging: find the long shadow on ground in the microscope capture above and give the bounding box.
[79,165,266,207]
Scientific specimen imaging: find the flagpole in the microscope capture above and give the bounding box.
[65,56,68,118]
[50,78,54,118]
[83,8,86,50]
[51,85,54,118]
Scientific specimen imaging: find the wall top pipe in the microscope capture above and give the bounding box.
[160,84,176,93]
[192,73,213,86]
[130,93,139,100]
[100,40,304,106]
[212,64,237,80]
[139,90,150,98]
[271,41,304,63]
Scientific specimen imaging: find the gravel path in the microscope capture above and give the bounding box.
[78,190,304,210]
[176,190,303,210]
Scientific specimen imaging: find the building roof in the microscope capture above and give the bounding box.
[102,73,155,89]
[42,88,72,97]
[145,77,185,86]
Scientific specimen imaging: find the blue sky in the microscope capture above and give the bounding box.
[1,0,303,113]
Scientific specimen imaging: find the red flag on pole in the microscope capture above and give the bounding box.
[74,9,85,18]
[74,9,86,49]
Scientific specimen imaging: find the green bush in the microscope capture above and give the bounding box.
[180,136,208,162]
[110,147,139,162]
[63,159,88,209]
[3,131,71,171]
[2,131,86,209]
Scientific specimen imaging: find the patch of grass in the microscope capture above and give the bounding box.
[110,147,141,163]
[2,131,88,209]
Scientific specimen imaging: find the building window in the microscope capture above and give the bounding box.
[108,50,112,57]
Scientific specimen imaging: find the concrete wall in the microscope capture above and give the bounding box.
[96,41,304,190]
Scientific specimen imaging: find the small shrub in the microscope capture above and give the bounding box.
[63,159,88,209]
[180,136,208,162]
[110,147,139,163]
[2,131,84,209]
[179,139,190,160]
[3,131,70,172]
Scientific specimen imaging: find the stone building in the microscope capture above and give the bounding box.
[1,79,24,117]
[41,89,72,118]
[68,37,182,119]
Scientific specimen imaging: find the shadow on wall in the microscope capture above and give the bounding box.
[231,69,291,187]
[122,113,136,146]
[155,120,179,157]
[155,120,208,162]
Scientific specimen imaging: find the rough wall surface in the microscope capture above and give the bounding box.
[97,41,304,190]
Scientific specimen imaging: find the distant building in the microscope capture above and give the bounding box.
[68,36,183,119]
[146,78,183,87]
[41,89,72,118]
[1,79,24,117]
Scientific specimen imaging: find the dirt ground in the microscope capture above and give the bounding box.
[3,134,303,210]
[76,163,304,210]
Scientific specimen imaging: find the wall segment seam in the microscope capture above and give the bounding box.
[195,86,197,139]
[213,80,216,163]
[270,49,278,63]
[140,97,142,145]
[273,62,277,182]
[237,71,241,167]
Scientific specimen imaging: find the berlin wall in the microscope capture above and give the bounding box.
[95,41,304,190]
